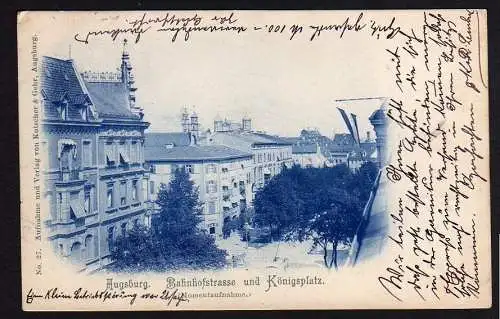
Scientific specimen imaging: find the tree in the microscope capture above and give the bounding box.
[254,172,301,241]
[352,161,379,201]
[252,163,375,270]
[109,224,163,272]
[110,168,227,271]
[156,168,227,269]
[306,190,362,269]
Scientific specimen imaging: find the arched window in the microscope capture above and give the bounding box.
[70,242,82,264]
[84,235,94,260]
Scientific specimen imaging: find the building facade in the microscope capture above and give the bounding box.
[144,133,253,237]
[291,143,329,168]
[41,46,150,271]
[203,132,294,190]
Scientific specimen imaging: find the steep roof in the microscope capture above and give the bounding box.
[41,56,97,122]
[145,144,252,162]
[251,133,295,145]
[41,57,85,103]
[360,142,377,157]
[206,132,291,152]
[41,55,145,124]
[145,132,191,148]
[332,133,356,145]
[280,137,302,144]
[84,81,139,120]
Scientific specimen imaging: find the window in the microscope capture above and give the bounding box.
[149,181,155,195]
[70,242,82,264]
[209,226,216,234]
[84,235,94,259]
[119,142,129,165]
[132,180,138,201]
[69,191,80,219]
[206,180,217,194]
[120,181,127,206]
[80,107,87,121]
[205,164,216,173]
[142,179,148,201]
[104,142,115,165]
[107,226,115,250]
[82,141,92,167]
[106,184,113,208]
[84,190,91,213]
[207,201,216,214]
[131,141,138,163]
[222,167,228,173]
[57,192,64,221]
[59,103,67,120]
[121,223,127,237]
[185,164,193,174]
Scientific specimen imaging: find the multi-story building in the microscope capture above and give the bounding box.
[327,133,377,170]
[41,45,150,271]
[203,131,294,190]
[290,143,329,168]
[144,132,253,237]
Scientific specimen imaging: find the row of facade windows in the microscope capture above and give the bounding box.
[61,216,147,264]
[254,151,291,164]
[56,103,90,122]
[166,162,249,175]
[104,140,143,166]
[106,179,140,209]
[57,139,144,170]
[50,185,96,222]
[64,233,97,264]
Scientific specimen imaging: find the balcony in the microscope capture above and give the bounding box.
[47,212,99,238]
[59,168,82,182]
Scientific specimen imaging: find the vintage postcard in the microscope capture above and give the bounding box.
[18,10,490,310]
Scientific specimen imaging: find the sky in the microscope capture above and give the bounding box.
[37,11,397,139]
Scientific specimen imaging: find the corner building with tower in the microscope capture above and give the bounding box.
[41,42,151,272]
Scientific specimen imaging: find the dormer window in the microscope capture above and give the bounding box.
[80,107,88,121]
[59,102,68,120]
